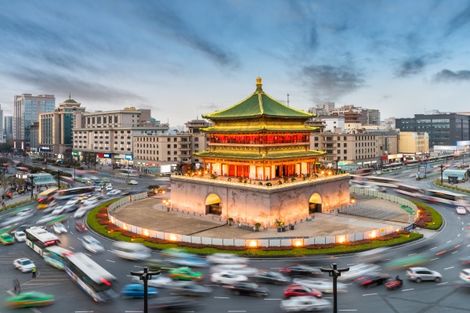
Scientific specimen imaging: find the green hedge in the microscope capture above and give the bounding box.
[87,200,423,257]
[412,200,443,230]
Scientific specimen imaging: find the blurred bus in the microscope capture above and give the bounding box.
[117,168,140,177]
[37,187,58,209]
[55,186,95,200]
[395,184,424,197]
[424,189,467,206]
[64,252,116,302]
[355,168,373,176]
[25,227,61,256]
[43,246,73,270]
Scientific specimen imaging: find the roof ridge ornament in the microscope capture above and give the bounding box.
[256,76,263,92]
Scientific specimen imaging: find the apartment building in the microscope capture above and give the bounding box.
[72,107,168,165]
[398,131,429,154]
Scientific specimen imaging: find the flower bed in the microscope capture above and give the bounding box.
[412,201,443,230]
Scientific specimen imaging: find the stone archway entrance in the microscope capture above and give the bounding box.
[309,193,322,214]
[205,193,222,215]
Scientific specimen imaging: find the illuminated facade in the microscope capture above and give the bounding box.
[171,78,350,227]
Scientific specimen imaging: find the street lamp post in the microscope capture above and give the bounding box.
[130,267,159,313]
[320,263,349,313]
[56,170,61,189]
[440,163,444,184]
[29,175,34,199]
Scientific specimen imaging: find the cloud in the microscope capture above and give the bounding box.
[301,65,364,102]
[6,67,143,103]
[434,69,470,82]
[396,53,441,77]
[445,3,470,37]
[137,3,238,68]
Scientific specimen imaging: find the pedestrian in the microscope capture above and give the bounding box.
[31,267,37,279]
[13,279,20,294]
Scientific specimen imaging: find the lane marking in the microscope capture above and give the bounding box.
[444,266,455,270]
[31,309,42,313]
[228,311,246,313]
[447,240,452,244]
[264,298,282,301]
[69,246,75,250]
[430,246,437,250]
[105,259,115,263]
[437,282,448,286]
[451,250,459,254]
[347,263,355,266]
[462,228,465,231]
[408,253,416,256]
[134,265,144,268]
[214,296,230,299]
[339,310,358,312]
[431,257,439,261]
[457,234,461,238]
[362,293,377,296]
[467,244,470,248]
[402,288,414,292]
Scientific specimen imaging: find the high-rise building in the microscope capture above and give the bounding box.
[0,105,4,143]
[396,113,470,147]
[38,96,86,159]
[4,115,13,142]
[185,119,211,164]
[29,122,39,151]
[13,94,55,150]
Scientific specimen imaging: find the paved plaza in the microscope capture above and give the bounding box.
[112,196,410,239]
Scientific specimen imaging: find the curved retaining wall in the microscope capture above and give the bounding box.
[107,192,417,248]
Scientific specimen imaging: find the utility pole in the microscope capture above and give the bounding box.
[130,267,159,313]
[440,163,444,184]
[320,263,349,313]
[57,170,61,189]
[29,175,34,199]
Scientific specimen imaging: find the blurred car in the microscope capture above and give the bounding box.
[75,220,87,232]
[384,254,428,270]
[169,256,209,268]
[17,208,34,217]
[14,230,26,242]
[51,206,66,215]
[293,279,347,294]
[169,267,203,281]
[62,203,79,213]
[121,284,158,299]
[434,242,463,257]
[168,281,212,297]
[73,207,89,219]
[161,248,194,259]
[145,258,175,273]
[128,179,138,185]
[107,189,122,196]
[225,282,269,297]
[207,253,248,264]
[459,269,470,284]
[0,232,14,245]
[149,296,201,312]
[81,235,104,253]
[133,274,173,288]
[354,272,391,287]
[356,247,390,263]
[456,207,467,215]
[280,296,331,312]
[279,265,322,277]
[105,184,113,191]
[255,271,291,285]
[111,241,151,261]
[13,258,36,272]
[52,222,67,234]
[338,263,381,281]
[283,284,322,299]
[211,264,258,276]
[406,267,442,283]
[5,292,54,309]
[82,198,98,207]
[211,271,248,285]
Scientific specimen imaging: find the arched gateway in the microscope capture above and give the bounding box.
[309,192,322,214]
[205,193,222,215]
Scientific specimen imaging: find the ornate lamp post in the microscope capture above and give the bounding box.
[130,267,159,313]
[320,263,349,313]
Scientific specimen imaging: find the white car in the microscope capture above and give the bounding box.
[210,271,248,285]
[207,253,248,264]
[132,274,172,288]
[52,222,67,234]
[36,215,60,225]
[14,231,26,242]
[280,296,331,312]
[107,189,121,196]
[406,267,442,283]
[456,207,467,215]
[17,208,34,217]
[82,198,98,207]
[338,263,381,281]
[293,279,347,294]
[211,264,258,276]
[459,269,470,284]
[128,180,138,185]
[51,206,65,215]
[111,241,151,261]
[73,204,95,219]
[105,184,113,191]
[13,258,36,272]
[81,235,104,253]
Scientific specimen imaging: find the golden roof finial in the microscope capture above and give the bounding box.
[256,76,263,92]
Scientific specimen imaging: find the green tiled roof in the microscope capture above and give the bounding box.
[201,125,318,133]
[203,78,313,120]
[196,150,325,160]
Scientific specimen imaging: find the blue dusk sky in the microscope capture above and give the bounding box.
[1,0,470,125]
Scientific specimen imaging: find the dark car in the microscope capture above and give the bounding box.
[354,273,391,287]
[75,221,87,232]
[146,258,174,272]
[149,296,201,312]
[460,256,470,266]
[279,265,322,277]
[254,271,291,285]
[435,242,463,257]
[225,282,269,297]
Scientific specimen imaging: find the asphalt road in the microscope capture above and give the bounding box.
[0,163,469,313]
